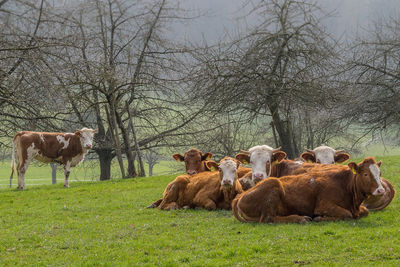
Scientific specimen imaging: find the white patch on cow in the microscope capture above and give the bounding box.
[56,135,70,150]
[23,143,39,172]
[369,164,385,196]
[309,177,315,185]
[219,159,238,186]
[26,143,38,158]
[313,145,336,164]
[70,153,85,167]
[40,134,45,143]
[294,161,303,165]
[248,145,274,183]
[79,128,95,150]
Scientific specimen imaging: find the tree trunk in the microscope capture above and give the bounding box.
[97,149,114,181]
[149,164,153,177]
[126,101,145,177]
[105,103,126,178]
[269,104,297,159]
[115,110,137,178]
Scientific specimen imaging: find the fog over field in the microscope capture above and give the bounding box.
[174,0,400,42]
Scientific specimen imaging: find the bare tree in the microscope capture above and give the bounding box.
[348,17,400,135]
[190,0,343,158]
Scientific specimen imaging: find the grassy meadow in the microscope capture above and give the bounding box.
[0,159,179,189]
[0,155,399,266]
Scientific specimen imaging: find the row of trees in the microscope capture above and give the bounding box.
[1,0,399,179]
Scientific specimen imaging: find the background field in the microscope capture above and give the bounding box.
[0,155,399,266]
[0,160,181,189]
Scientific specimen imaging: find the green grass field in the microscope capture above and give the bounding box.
[0,155,399,266]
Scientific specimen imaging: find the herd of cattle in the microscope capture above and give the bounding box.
[148,145,395,223]
[8,129,395,223]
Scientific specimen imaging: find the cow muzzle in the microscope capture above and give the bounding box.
[373,187,385,196]
[222,179,233,187]
[187,170,197,175]
[85,144,92,149]
[253,173,265,183]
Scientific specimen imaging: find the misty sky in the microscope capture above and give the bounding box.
[174,0,400,43]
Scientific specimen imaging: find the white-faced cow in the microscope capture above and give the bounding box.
[10,128,96,189]
[300,145,350,164]
[158,157,243,211]
[235,145,287,190]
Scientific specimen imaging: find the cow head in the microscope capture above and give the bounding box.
[300,145,350,164]
[75,127,96,149]
[235,145,286,184]
[172,148,213,175]
[348,157,385,196]
[206,157,240,188]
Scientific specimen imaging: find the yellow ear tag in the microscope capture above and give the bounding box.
[352,168,356,174]
[206,155,212,160]
[243,160,248,165]
[307,160,313,163]
[210,166,216,171]
[275,160,279,164]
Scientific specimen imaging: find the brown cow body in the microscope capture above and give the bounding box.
[158,157,243,211]
[10,128,96,189]
[233,158,384,223]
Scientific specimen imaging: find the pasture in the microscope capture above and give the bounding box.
[0,160,178,189]
[0,155,399,266]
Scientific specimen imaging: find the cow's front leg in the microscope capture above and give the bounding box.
[63,160,71,188]
[314,200,354,222]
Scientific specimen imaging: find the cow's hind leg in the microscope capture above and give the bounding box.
[63,160,71,188]
[17,156,32,190]
[159,177,188,210]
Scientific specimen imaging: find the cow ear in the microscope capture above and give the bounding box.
[75,130,82,137]
[173,154,184,162]
[205,161,218,171]
[272,151,286,163]
[201,152,213,161]
[348,162,359,174]
[334,152,350,163]
[300,152,316,163]
[235,153,250,165]
[235,158,241,168]
[377,160,382,167]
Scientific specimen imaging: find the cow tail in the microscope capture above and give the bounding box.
[232,197,247,223]
[9,139,15,188]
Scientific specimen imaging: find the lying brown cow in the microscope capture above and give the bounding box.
[147,148,215,208]
[236,145,350,191]
[301,145,395,211]
[232,157,385,223]
[158,157,243,210]
[173,148,213,175]
[147,148,250,208]
[10,128,96,189]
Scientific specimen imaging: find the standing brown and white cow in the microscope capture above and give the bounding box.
[10,128,96,189]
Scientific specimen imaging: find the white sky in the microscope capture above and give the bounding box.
[173,0,400,44]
